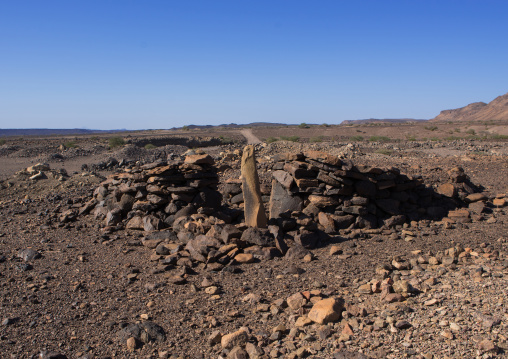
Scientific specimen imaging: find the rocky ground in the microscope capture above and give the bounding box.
[0,128,507,359]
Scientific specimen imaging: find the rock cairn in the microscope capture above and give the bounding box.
[77,149,488,274]
[267,150,478,243]
[79,154,222,233]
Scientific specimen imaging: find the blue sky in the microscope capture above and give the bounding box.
[1,1,507,130]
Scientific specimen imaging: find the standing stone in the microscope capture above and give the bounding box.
[241,145,267,228]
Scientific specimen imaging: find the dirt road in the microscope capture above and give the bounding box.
[240,128,262,144]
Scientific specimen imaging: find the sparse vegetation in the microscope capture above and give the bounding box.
[368,135,390,142]
[144,143,156,149]
[0,139,5,145]
[64,141,77,148]
[182,125,190,131]
[490,134,508,140]
[218,135,234,144]
[350,135,364,141]
[375,148,393,155]
[298,123,310,129]
[310,136,324,143]
[406,135,417,141]
[265,137,279,143]
[280,135,300,142]
[90,136,100,141]
[445,136,462,141]
[466,129,476,135]
[424,125,438,131]
[109,136,125,149]
[430,137,439,141]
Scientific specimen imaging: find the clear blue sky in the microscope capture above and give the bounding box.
[1,1,507,130]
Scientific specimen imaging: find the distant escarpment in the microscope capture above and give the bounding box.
[431,92,508,122]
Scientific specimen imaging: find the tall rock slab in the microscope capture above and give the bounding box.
[241,145,267,228]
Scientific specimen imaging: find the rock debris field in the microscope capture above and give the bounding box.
[0,134,507,359]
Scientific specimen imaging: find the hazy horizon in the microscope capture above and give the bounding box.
[1,1,508,130]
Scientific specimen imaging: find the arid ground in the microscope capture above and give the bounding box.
[0,121,507,359]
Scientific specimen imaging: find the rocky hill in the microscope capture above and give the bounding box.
[341,119,426,125]
[431,92,508,122]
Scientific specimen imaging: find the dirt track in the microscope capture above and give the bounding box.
[240,129,262,144]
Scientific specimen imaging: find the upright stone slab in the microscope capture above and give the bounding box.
[241,145,267,228]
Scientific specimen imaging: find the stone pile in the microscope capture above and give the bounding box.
[15,162,68,182]
[266,151,479,244]
[78,154,222,233]
[76,149,493,274]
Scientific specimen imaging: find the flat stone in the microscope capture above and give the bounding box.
[234,253,255,264]
[437,183,456,198]
[272,170,294,189]
[465,193,487,203]
[184,154,214,165]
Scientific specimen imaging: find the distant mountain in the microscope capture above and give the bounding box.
[430,92,508,122]
[0,128,124,137]
[173,122,287,130]
[341,118,427,125]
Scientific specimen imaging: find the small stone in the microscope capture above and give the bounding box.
[465,193,487,203]
[208,330,222,346]
[358,283,372,294]
[205,286,220,295]
[18,248,42,261]
[234,253,255,264]
[307,297,344,324]
[227,346,249,359]
[449,323,461,332]
[221,328,248,349]
[287,292,307,310]
[395,320,411,329]
[478,339,498,353]
[126,336,138,351]
[440,330,453,339]
[295,316,313,327]
[329,245,342,255]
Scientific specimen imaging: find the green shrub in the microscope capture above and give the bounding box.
[265,137,279,143]
[430,137,439,141]
[375,148,393,155]
[368,136,390,142]
[64,141,77,148]
[182,125,190,131]
[490,134,508,140]
[144,143,156,149]
[310,136,324,143]
[0,138,5,145]
[298,123,310,129]
[466,129,476,135]
[424,125,438,131]
[350,135,364,141]
[406,135,417,141]
[218,135,234,144]
[90,136,100,141]
[280,135,300,142]
[445,136,461,141]
[109,136,125,149]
